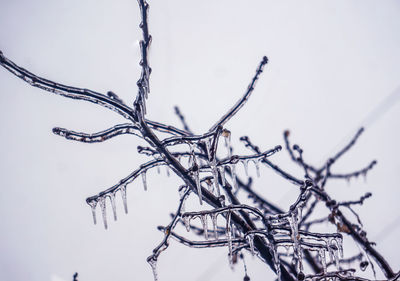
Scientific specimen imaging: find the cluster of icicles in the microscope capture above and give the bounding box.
[86,133,271,229]
[86,131,346,280]
[181,203,344,281]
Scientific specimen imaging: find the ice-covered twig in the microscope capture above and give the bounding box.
[137,145,158,156]
[338,193,372,207]
[174,106,193,134]
[134,0,152,116]
[0,51,137,122]
[329,161,377,180]
[161,131,215,146]
[217,145,282,166]
[107,91,125,104]
[240,136,304,186]
[283,131,319,175]
[306,269,400,281]
[208,56,268,132]
[164,228,246,249]
[309,187,395,278]
[147,187,191,273]
[52,123,141,143]
[300,196,319,226]
[86,158,165,227]
[145,119,190,136]
[330,128,364,164]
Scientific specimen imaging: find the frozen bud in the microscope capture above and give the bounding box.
[222,129,231,138]
[297,271,305,281]
[360,261,369,271]
[230,155,240,164]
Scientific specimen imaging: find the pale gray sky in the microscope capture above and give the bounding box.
[0,1,399,280]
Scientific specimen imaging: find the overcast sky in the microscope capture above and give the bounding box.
[0,1,399,281]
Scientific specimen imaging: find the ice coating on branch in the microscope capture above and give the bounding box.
[88,200,97,225]
[99,196,108,229]
[142,171,147,191]
[120,184,128,214]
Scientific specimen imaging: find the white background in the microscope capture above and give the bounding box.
[0,0,399,280]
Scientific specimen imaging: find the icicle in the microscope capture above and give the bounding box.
[110,193,117,221]
[183,216,191,232]
[254,159,261,177]
[362,171,367,183]
[211,213,218,239]
[230,164,238,190]
[284,245,290,256]
[88,200,97,225]
[165,166,170,177]
[156,166,160,174]
[211,165,220,197]
[189,143,202,205]
[327,239,335,265]
[207,138,221,197]
[142,171,147,191]
[99,196,108,229]
[226,211,233,265]
[319,249,327,273]
[219,166,226,186]
[247,234,255,256]
[330,239,340,269]
[120,184,128,214]
[273,245,281,281]
[242,160,249,176]
[336,237,344,258]
[288,211,302,271]
[219,195,226,207]
[298,205,303,224]
[194,169,202,205]
[200,215,208,240]
[148,258,158,281]
[205,138,212,161]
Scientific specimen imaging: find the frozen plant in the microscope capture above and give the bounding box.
[0,1,399,281]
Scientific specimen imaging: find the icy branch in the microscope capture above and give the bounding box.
[0,51,137,122]
[209,56,269,132]
[52,123,141,143]
[134,0,152,116]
